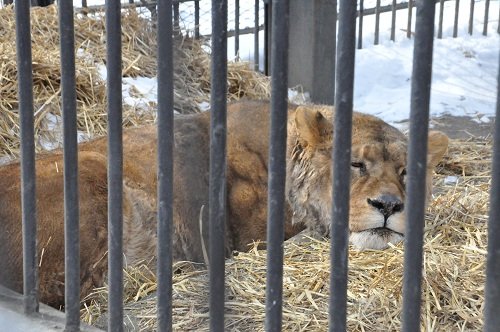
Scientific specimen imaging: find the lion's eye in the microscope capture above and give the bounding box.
[400,168,407,183]
[351,161,366,175]
[351,162,364,168]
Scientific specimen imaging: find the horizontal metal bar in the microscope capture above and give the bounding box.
[264,0,289,330]
[200,25,265,40]
[156,0,174,330]
[77,0,193,12]
[402,0,436,331]
[329,0,355,330]
[106,0,124,330]
[209,0,228,330]
[58,0,80,330]
[15,0,39,316]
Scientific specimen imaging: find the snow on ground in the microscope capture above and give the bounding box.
[353,0,499,126]
[67,0,498,126]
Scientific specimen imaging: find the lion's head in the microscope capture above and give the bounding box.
[286,105,448,250]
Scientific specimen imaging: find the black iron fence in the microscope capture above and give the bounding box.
[4,0,500,331]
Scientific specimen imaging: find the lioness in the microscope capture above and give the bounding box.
[0,101,448,307]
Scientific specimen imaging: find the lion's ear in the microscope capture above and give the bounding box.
[427,131,449,167]
[294,107,332,147]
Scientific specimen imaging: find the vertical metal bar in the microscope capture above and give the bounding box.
[402,1,436,331]
[468,0,475,35]
[407,0,413,39]
[498,4,499,34]
[484,49,500,332]
[438,0,444,39]
[58,0,80,330]
[82,0,87,8]
[106,0,124,329]
[374,0,380,45]
[254,0,260,71]
[157,0,174,331]
[264,0,271,75]
[15,0,38,316]
[264,0,289,330]
[482,0,490,36]
[209,0,227,330]
[173,2,180,34]
[390,0,396,41]
[195,0,200,39]
[453,0,460,38]
[235,0,240,57]
[129,0,133,5]
[358,0,363,49]
[332,0,337,104]
[329,0,356,330]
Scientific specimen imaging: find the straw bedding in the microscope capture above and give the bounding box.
[0,4,491,331]
[0,4,270,160]
[78,138,492,331]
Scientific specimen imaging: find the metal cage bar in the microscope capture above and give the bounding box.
[15,0,39,316]
[468,0,475,35]
[264,0,289,330]
[173,2,180,33]
[209,0,228,330]
[484,50,500,332]
[254,0,260,71]
[402,1,436,331]
[106,0,124,329]
[156,0,174,330]
[358,0,364,49]
[438,0,444,39]
[329,0,356,330]
[483,0,490,36]
[390,0,396,41]
[235,0,240,57]
[406,0,413,39]
[195,0,200,38]
[453,0,460,37]
[374,0,380,44]
[264,0,271,75]
[58,0,80,329]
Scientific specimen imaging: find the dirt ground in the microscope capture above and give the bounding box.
[430,114,496,139]
[395,114,496,139]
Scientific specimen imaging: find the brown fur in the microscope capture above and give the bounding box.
[0,100,448,307]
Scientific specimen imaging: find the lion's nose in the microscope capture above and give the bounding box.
[367,194,404,219]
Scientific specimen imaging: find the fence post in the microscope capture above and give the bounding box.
[288,0,337,105]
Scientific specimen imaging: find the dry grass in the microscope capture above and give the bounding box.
[80,138,492,331]
[0,4,270,160]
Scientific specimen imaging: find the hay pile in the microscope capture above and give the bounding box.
[80,137,492,331]
[0,4,270,160]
